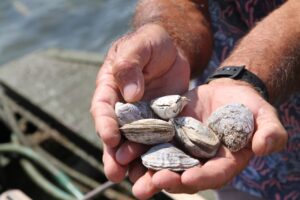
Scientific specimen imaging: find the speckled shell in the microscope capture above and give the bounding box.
[207,103,254,152]
[150,95,189,119]
[115,101,155,126]
[120,119,175,145]
[141,143,200,171]
[172,117,220,158]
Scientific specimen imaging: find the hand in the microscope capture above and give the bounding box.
[90,23,191,182]
[127,78,288,199]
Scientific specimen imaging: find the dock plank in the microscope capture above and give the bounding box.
[0,49,102,147]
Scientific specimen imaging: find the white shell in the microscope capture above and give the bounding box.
[172,117,220,158]
[150,95,189,119]
[120,119,175,145]
[207,103,254,152]
[115,101,155,126]
[141,143,200,171]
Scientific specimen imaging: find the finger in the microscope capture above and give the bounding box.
[152,169,195,193]
[181,147,253,191]
[111,32,151,102]
[91,59,122,147]
[112,61,145,103]
[116,141,149,165]
[102,144,128,183]
[132,170,160,200]
[252,104,288,155]
[91,76,121,147]
[152,169,181,191]
[95,46,116,86]
[128,160,147,183]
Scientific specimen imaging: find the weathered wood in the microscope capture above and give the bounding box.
[0,49,102,147]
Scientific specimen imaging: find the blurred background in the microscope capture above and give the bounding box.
[0,0,136,65]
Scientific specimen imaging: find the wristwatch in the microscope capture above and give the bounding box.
[206,66,269,100]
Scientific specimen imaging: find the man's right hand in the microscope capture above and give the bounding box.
[90,23,191,182]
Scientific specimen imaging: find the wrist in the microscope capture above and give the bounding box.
[207,78,254,90]
[207,66,269,101]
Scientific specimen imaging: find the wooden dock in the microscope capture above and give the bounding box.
[0,49,101,147]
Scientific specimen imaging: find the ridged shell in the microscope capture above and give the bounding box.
[150,95,189,119]
[141,143,200,171]
[120,119,175,145]
[172,117,220,158]
[207,103,254,152]
[115,101,155,126]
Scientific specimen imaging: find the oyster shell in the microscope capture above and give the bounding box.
[172,117,220,158]
[115,101,155,126]
[120,119,175,145]
[150,95,189,119]
[141,143,200,171]
[207,103,254,152]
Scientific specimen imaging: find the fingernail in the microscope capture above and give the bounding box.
[123,82,138,101]
[116,148,127,165]
[266,137,274,154]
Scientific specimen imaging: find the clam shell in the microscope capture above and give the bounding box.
[150,95,189,119]
[141,143,200,171]
[120,119,175,145]
[115,101,155,126]
[207,103,254,152]
[172,117,220,158]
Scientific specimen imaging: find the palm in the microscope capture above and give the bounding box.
[184,79,267,122]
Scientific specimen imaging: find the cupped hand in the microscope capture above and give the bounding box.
[129,78,288,199]
[90,23,191,182]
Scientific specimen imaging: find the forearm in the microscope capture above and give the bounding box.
[133,0,213,77]
[221,0,300,103]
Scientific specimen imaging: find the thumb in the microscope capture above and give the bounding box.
[252,105,288,156]
[113,61,145,102]
[111,32,152,102]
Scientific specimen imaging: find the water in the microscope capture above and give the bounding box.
[0,0,137,65]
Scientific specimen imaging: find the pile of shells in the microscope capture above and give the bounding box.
[115,95,254,171]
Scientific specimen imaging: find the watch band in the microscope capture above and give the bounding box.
[206,66,269,100]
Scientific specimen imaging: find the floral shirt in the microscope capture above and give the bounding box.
[197,0,300,199]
